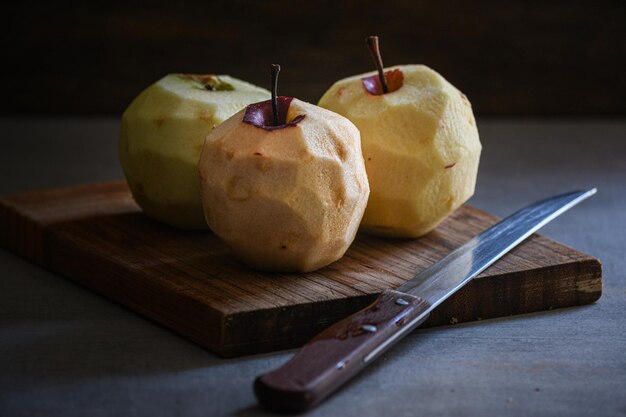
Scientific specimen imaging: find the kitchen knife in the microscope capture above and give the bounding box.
[254,188,597,412]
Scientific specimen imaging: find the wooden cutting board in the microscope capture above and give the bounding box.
[0,181,602,357]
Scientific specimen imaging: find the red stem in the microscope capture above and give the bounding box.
[365,36,388,94]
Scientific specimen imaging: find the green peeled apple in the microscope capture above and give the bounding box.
[119,74,270,229]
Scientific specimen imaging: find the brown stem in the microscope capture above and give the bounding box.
[365,36,388,94]
[270,64,280,126]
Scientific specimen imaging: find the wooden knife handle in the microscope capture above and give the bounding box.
[254,289,431,413]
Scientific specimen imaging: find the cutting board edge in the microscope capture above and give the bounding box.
[215,257,602,357]
[0,194,45,263]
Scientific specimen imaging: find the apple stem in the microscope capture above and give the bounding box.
[271,64,281,126]
[365,36,389,94]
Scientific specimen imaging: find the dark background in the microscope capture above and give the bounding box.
[3,1,625,116]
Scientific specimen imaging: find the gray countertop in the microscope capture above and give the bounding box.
[0,118,624,417]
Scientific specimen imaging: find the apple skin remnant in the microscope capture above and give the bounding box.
[243,96,305,130]
[362,69,404,95]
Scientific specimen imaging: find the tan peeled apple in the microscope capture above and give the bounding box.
[319,37,482,238]
[198,65,370,272]
[120,74,270,229]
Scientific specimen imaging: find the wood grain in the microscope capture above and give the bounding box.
[0,181,602,357]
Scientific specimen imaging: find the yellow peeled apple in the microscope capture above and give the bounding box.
[319,64,481,238]
[198,97,370,272]
[119,74,270,229]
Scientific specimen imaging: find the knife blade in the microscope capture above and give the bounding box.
[254,188,597,413]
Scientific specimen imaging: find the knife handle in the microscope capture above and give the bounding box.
[254,289,431,413]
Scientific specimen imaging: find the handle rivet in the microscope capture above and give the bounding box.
[361,324,377,333]
[395,298,409,306]
[336,361,345,370]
